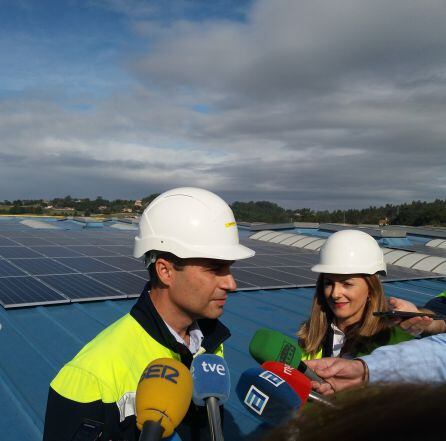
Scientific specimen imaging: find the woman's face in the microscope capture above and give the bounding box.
[323,274,369,330]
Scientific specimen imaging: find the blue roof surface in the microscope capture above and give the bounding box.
[1,277,446,440]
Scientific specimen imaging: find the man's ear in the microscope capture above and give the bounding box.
[155,258,174,286]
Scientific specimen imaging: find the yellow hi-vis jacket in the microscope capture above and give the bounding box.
[43,283,229,441]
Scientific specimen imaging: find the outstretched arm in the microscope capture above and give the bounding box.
[307,334,446,394]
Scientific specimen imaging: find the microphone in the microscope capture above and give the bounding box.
[191,354,230,441]
[262,361,336,408]
[136,358,193,440]
[236,367,302,426]
[249,328,324,383]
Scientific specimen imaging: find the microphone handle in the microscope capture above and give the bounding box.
[297,361,324,383]
[308,391,337,408]
[139,420,164,441]
[205,397,224,441]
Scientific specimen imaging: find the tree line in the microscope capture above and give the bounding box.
[0,194,160,217]
[230,199,446,226]
[1,196,445,226]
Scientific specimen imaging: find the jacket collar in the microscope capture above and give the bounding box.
[130,282,231,360]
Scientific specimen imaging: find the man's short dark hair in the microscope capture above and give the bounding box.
[146,251,186,288]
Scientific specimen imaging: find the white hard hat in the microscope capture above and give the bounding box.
[311,229,387,275]
[133,187,255,261]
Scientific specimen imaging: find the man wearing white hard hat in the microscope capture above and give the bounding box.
[43,187,254,441]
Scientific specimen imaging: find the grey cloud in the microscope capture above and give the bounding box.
[1,0,445,209]
[133,0,446,102]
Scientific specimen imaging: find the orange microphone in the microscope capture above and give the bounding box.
[136,358,193,440]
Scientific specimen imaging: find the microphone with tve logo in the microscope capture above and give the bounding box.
[191,354,230,441]
[236,367,302,426]
[249,328,324,383]
[262,361,336,408]
[136,358,193,441]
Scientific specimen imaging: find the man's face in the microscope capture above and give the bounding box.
[167,258,237,320]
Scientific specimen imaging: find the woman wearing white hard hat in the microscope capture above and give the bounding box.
[297,229,412,360]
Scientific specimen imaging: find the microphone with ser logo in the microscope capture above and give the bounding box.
[136,358,193,441]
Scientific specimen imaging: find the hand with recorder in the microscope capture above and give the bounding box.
[383,296,446,336]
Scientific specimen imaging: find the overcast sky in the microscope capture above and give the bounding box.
[1,0,445,209]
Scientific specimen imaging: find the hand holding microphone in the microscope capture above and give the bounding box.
[249,328,325,383]
[262,361,336,408]
[136,358,193,441]
[191,354,230,441]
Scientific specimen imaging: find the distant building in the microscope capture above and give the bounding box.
[122,207,132,213]
[379,217,390,226]
[134,200,142,208]
[50,207,75,213]
[98,206,108,211]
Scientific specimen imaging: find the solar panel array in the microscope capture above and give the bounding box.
[0,220,148,308]
[236,236,436,288]
[0,217,438,308]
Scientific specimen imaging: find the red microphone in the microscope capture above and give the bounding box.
[262,361,335,408]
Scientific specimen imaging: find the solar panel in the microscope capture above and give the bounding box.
[230,279,257,289]
[13,237,54,246]
[244,267,314,285]
[30,246,83,258]
[384,265,434,281]
[0,237,17,246]
[65,246,119,257]
[0,218,442,309]
[0,260,27,277]
[101,245,134,255]
[38,274,125,301]
[0,247,43,258]
[88,272,147,296]
[95,256,143,271]
[231,268,293,288]
[80,238,114,246]
[131,270,149,278]
[53,257,118,273]
[49,237,88,246]
[278,266,317,280]
[0,276,68,308]
[12,258,75,276]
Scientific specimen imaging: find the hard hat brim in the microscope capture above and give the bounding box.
[311,263,387,276]
[134,238,255,261]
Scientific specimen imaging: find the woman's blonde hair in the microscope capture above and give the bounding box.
[297,273,388,357]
